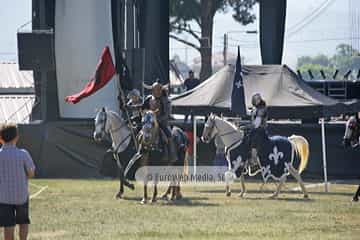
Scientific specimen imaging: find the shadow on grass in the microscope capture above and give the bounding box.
[122,196,143,201]
[306,191,354,196]
[198,189,354,197]
[160,197,219,207]
[244,196,315,202]
[122,196,218,206]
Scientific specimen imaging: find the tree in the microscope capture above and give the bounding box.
[297,54,331,68]
[332,44,360,75]
[298,64,335,80]
[170,0,256,81]
[297,44,360,80]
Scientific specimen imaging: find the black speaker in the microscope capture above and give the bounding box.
[17,30,55,71]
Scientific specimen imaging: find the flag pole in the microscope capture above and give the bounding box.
[117,73,139,151]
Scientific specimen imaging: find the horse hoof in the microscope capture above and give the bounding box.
[352,197,359,202]
[128,183,135,190]
[160,194,169,201]
[238,193,246,198]
[115,192,123,199]
[140,198,148,204]
[151,198,157,204]
[269,194,278,199]
[226,192,231,197]
[176,194,183,200]
[125,182,135,190]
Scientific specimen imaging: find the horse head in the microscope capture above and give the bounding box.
[343,116,360,148]
[201,113,218,143]
[93,108,127,142]
[94,108,108,142]
[141,110,159,146]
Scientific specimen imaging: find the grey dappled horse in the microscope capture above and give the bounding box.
[94,108,135,199]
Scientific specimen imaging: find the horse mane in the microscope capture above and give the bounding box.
[106,110,124,122]
[214,115,238,131]
[213,115,245,141]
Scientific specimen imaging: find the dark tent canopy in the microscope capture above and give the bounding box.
[171,65,360,119]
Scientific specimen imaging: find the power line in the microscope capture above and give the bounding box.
[287,0,336,38]
[287,0,330,31]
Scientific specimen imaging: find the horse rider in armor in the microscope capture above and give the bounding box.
[126,89,143,129]
[142,82,178,162]
[250,93,268,165]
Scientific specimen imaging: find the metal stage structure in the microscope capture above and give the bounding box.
[13,0,360,179]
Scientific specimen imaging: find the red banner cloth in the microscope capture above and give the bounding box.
[65,46,116,104]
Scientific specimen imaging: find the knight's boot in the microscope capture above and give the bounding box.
[168,137,178,164]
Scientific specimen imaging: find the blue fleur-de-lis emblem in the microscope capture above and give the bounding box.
[235,80,243,89]
[268,146,284,165]
[235,72,243,89]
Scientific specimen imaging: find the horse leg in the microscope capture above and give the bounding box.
[176,183,183,200]
[161,177,175,200]
[141,183,148,204]
[352,185,360,202]
[270,175,286,199]
[161,185,171,200]
[115,177,124,199]
[115,163,125,199]
[170,185,176,201]
[259,182,266,192]
[123,177,135,190]
[121,167,135,190]
[225,185,231,197]
[151,183,158,203]
[288,165,309,198]
[225,171,234,197]
[238,173,246,198]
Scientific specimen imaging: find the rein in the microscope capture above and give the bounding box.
[106,113,132,154]
[112,134,132,154]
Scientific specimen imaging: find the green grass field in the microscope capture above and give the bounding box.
[24,179,360,240]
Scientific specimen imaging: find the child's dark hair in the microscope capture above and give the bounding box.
[1,124,18,143]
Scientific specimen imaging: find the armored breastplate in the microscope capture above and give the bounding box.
[149,97,161,112]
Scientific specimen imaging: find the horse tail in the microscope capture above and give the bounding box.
[288,135,309,174]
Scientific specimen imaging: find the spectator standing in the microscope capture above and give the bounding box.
[184,70,200,91]
[0,124,35,240]
[184,70,200,123]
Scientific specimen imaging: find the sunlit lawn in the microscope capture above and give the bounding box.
[25,179,360,240]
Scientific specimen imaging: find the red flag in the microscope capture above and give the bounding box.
[65,46,116,104]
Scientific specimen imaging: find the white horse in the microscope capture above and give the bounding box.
[94,108,136,199]
[201,114,310,198]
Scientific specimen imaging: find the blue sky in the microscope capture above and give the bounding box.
[0,0,31,62]
[0,0,357,69]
